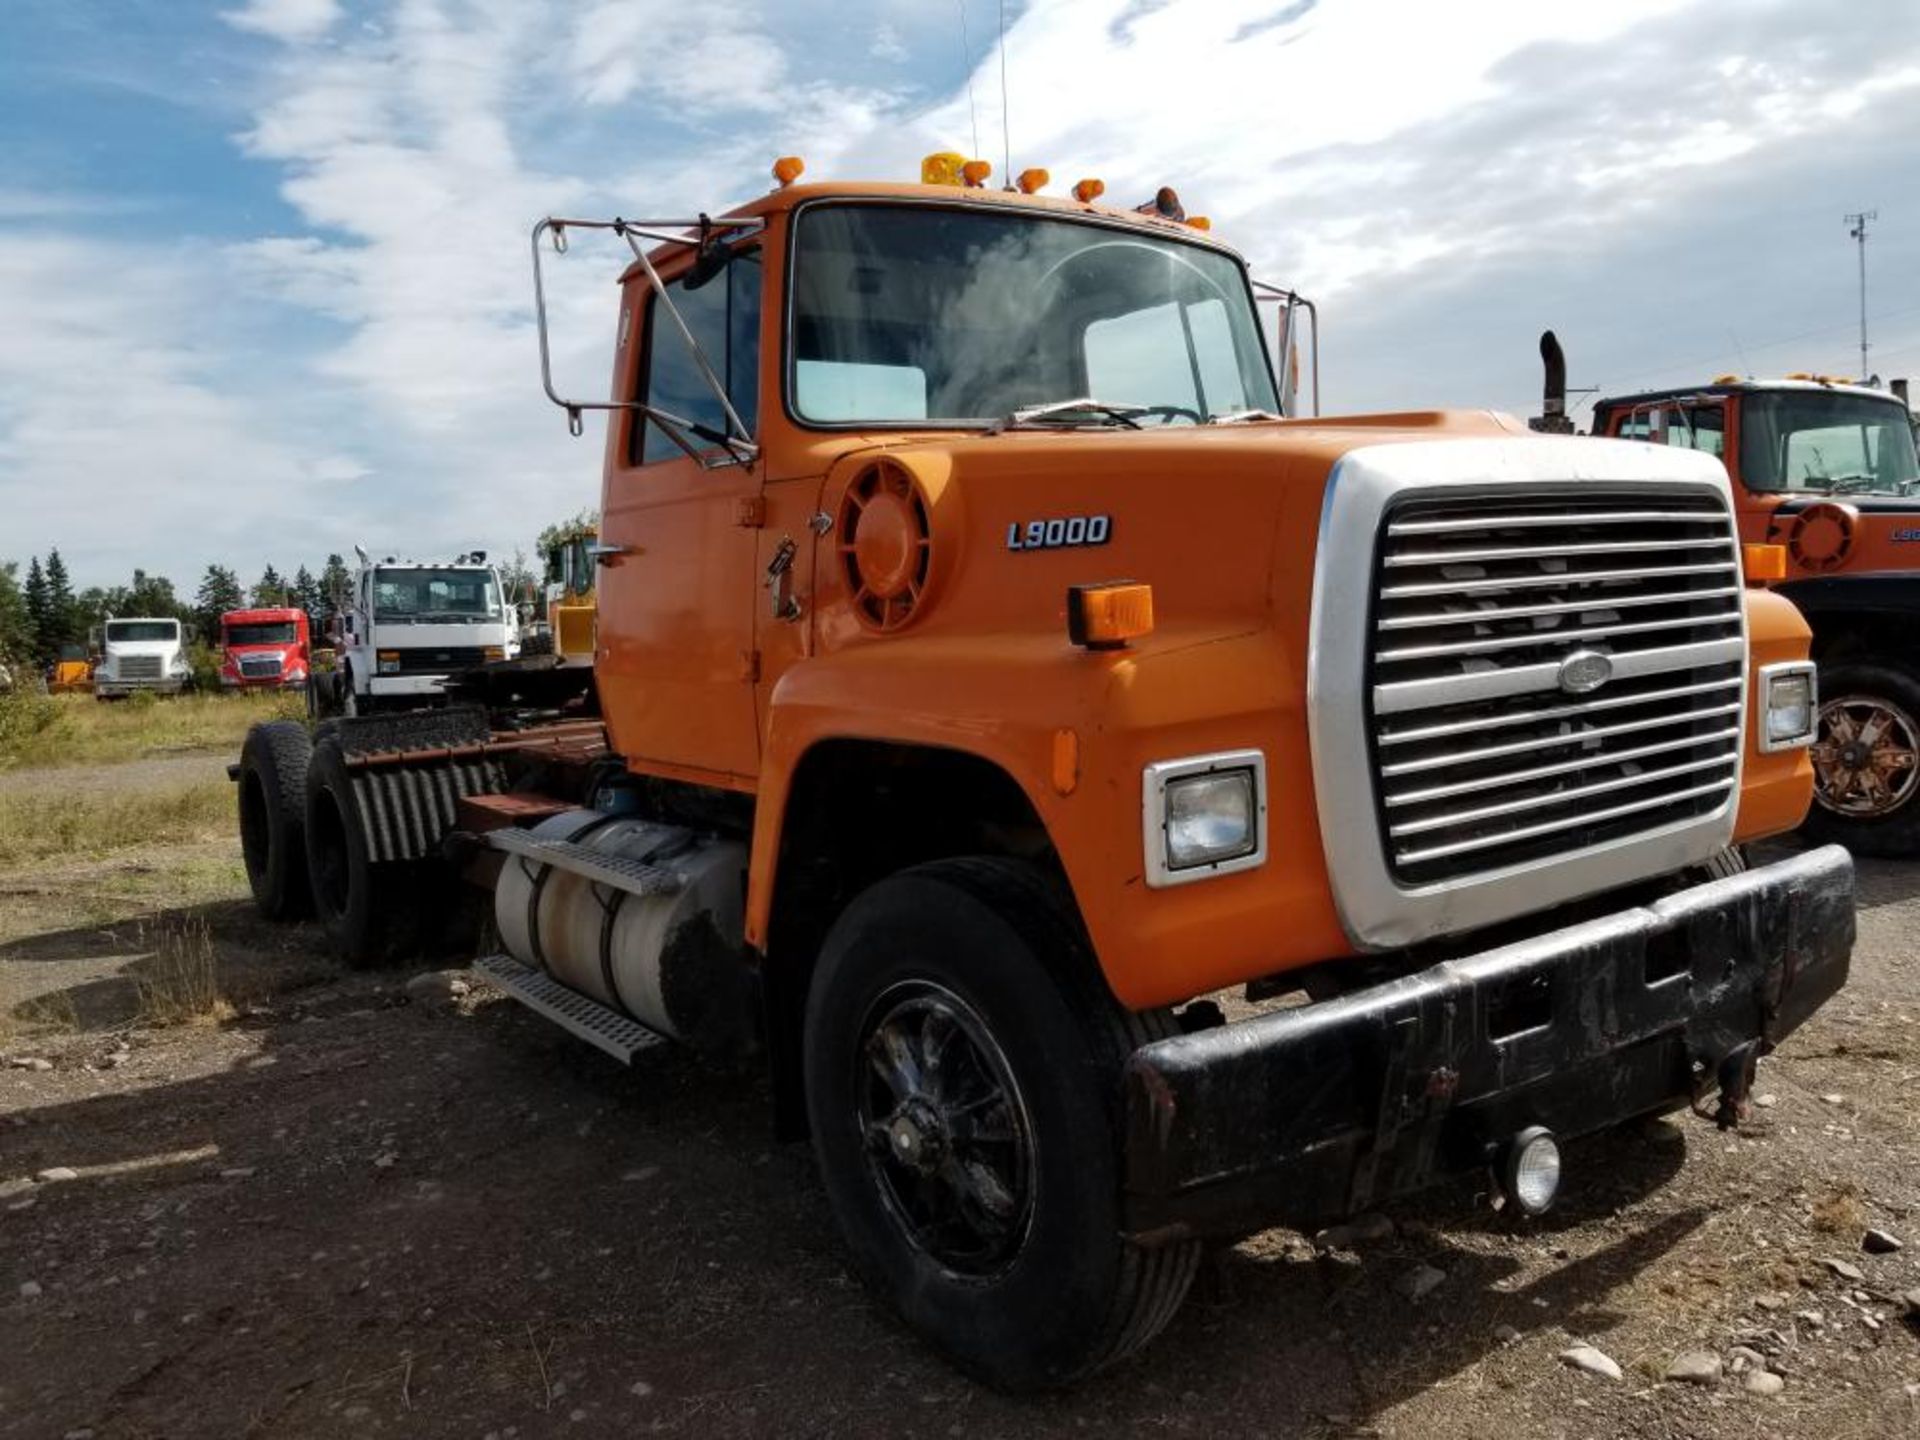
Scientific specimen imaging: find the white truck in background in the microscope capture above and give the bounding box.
[314,549,518,717]
[93,617,190,699]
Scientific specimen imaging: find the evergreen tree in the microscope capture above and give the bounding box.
[0,562,31,664]
[194,565,246,639]
[320,553,352,630]
[253,565,286,608]
[124,570,185,627]
[43,549,76,656]
[291,565,321,630]
[23,556,50,667]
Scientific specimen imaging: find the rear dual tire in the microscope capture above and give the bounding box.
[303,738,431,968]
[802,858,1199,1391]
[237,721,315,920]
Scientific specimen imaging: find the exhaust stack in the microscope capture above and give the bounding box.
[1530,330,1576,435]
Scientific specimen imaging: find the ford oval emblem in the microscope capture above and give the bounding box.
[1558,649,1613,695]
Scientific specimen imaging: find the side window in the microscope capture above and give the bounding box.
[633,249,762,465]
[1614,404,1724,458]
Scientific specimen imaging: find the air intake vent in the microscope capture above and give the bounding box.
[1369,490,1744,886]
[837,460,933,632]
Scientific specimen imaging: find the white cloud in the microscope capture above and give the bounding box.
[224,0,343,44]
[10,0,1920,590]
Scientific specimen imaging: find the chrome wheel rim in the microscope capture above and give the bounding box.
[854,980,1035,1277]
[1811,694,1920,818]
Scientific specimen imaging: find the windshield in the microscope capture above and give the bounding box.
[106,620,178,643]
[225,621,298,646]
[372,568,502,623]
[789,204,1278,425]
[1741,391,1920,494]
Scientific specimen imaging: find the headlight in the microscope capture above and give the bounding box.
[169,655,189,674]
[1760,662,1818,752]
[1142,749,1268,888]
[377,650,401,675]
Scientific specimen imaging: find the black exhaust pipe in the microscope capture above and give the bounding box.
[1530,330,1575,434]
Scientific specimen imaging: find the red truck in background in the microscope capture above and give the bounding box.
[219,608,311,691]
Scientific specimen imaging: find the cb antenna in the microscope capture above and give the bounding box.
[1846,209,1877,379]
[998,0,1012,182]
[954,0,981,161]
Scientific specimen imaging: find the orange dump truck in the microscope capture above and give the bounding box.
[233,163,1852,1388]
[1592,371,1920,854]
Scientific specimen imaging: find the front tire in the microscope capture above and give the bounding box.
[802,858,1199,1391]
[237,721,314,919]
[1801,660,1920,857]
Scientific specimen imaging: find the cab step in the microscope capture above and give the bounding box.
[473,953,667,1064]
[486,828,684,897]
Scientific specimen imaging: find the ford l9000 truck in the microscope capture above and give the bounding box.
[235,160,1853,1389]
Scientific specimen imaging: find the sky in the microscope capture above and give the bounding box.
[3,0,1919,591]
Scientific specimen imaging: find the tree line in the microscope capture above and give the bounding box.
[1,547,547,671]
[0,551,356,670]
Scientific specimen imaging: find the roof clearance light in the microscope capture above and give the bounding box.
[1017,167,1050,194]
[1072,177,1105,203]
[922,152,967,186]
[772,155,806,188]
[1712,373,1740,384]
[961,159,993,187]
[1189,216,1212,231]
[1136,186,1185,221]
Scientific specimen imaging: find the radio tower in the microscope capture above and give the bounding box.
[1846,210,1877,379]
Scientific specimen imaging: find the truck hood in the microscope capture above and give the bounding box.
[822,409,1540,657]
[102,641,183,659]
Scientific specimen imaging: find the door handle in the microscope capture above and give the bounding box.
[588,541,632,566]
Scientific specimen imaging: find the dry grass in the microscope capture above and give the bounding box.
[132,914,236,1026]
[0,776,234,867]
[1809,1183,1869,1235]
[0,689,302,772]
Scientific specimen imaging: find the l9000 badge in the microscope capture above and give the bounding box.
[1006,515,1112,551]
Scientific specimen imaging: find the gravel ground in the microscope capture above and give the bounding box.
[2,802,1917,1438]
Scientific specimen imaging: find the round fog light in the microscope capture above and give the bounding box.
[1502,1126,1561,1216]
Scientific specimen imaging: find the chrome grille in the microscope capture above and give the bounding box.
[118,655,163,680]
[1370,490,1743,886]
[239,655,282,678]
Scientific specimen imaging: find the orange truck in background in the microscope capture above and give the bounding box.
[233,164,1853,1389]
[1538,332,1920,854]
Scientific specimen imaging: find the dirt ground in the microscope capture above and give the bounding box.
[2,751,1918,1438]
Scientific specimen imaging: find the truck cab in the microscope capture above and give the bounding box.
[1593,376,1920,851]
[239,163,1852,1389]
[326,553,517,715]
[93,617,189,698]
[219,607,311,690]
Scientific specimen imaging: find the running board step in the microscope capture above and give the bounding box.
[486,828,685,897]
[473,954,667,1064]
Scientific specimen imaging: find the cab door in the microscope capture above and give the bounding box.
[595,247,765,784]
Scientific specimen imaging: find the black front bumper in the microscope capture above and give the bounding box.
[1121,845,1855,1241]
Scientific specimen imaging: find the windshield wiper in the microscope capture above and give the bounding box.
[1210,408,1284,425]
[987,398,1146,434]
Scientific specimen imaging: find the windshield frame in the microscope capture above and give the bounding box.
[780,195,1279,434]
[224,620,301,647]
[105,620,180,644]
[1737,388,1920,496]
[369,566,505,624]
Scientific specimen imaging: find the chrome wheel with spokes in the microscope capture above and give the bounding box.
[857,981,1036,1277]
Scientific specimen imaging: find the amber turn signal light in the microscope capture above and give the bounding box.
[1742,543,1788,583]
[1068,582,1154,650]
